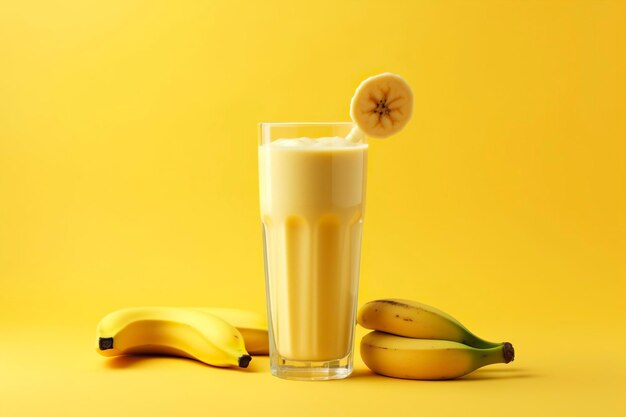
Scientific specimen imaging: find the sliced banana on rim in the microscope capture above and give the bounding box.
[349,73,413,139]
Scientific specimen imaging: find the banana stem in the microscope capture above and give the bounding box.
[464,334,503,349]
[476,342,515,368]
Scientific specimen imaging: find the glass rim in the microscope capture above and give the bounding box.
[258,122,354,127]
[258,121,364,146]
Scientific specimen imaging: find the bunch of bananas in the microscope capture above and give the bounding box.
[357,299,515,380]
[96,307,269,368]
[96,300,514,379]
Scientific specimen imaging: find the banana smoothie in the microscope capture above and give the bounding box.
[259,136,367,364]
[259,72,413,380]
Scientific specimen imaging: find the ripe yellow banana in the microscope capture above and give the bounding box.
[361,331,514,380]
[191,307,269,355]
[96,307,252,368]
[358,299,501,348]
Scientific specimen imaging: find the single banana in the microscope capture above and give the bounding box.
[96,307,252,368]
[358,299,501,349]
[191,307,269,355]
[361,331,514,380]
[349,72,413,139]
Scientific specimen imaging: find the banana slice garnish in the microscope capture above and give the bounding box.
[349,73,413,139]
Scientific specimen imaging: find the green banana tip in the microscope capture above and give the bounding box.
[238,355,252,368]
[503,342,515,363]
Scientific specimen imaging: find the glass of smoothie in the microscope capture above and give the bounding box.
[258,122,367,380]
[258,73,413,380]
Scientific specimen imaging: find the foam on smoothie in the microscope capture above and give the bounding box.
[269,137,367,149]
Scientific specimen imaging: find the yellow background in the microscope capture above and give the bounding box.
[1,0,624,415]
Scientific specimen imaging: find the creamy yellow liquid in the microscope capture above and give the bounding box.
[259,137,367,361]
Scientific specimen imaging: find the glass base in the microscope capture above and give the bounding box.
[270,353,353,381]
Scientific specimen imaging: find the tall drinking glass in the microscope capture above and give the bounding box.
[258,122,368,380]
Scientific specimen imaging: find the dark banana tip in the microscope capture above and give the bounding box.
[502,342,515,363]
[99,337,114,350]
[238,354,252,368]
